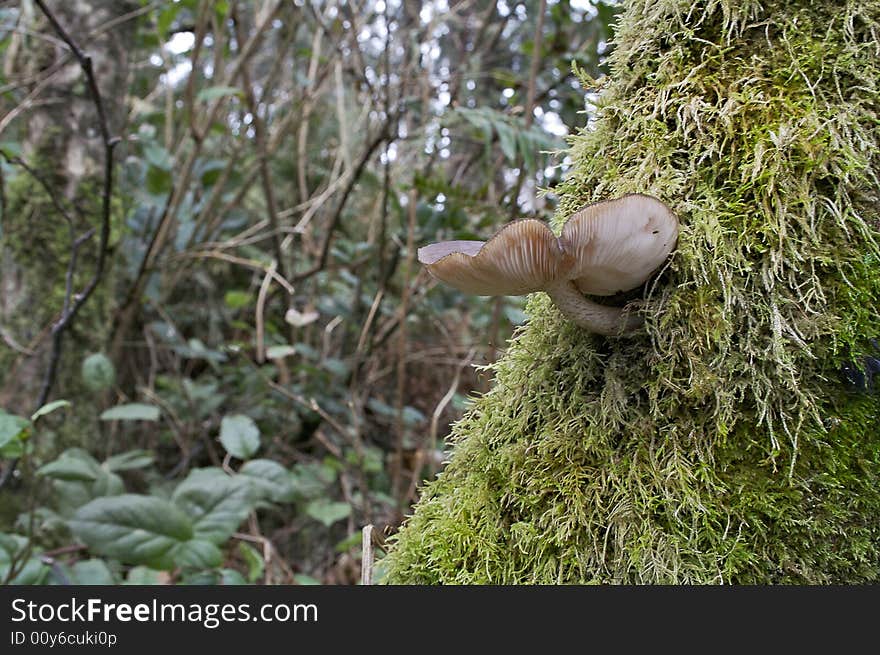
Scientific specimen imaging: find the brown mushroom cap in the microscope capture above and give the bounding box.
[560,194,678,296]
[417,219,564,296]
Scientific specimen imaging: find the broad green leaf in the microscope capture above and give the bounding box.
[196,85,242,102]
[322,357,349,378]
[37,449,102,482]
[103,450,154,472]
[238,541,264,583]
[293,574,322,585]
[156,3,181,38]
[496,121,517,162]
[0,410,29,449]
[306,499,351,527]
[0,533,25,572]
[366,398,395,417]
[293,342,320,360]
[220,568,248,585]
[172,471,255,543]
[289,461,336,499]
[335,532,362,553]
[146,165,171,195]
[13,559,51,584]
[224,290,251,309]
[68,495,193,567]
[239,459,295,503]
[67,559,116,585]
[402,406,427,426]
[81,353,116,391]
[172,338,227,362]
[182,379,226,417]
[219,414,260,460]
[100,403,160,422]
[91,470,125,497]
[171,539,223,569]
[143,142,172,170]
[31,399,71,422]
[0,438,24,458]
[124,566,165,584]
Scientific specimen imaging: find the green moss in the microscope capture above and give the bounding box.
[0,151,117,442]
[384,0,880,583]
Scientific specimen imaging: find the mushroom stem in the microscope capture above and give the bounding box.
[543,279,643,337]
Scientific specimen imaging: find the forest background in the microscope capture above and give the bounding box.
[0,0,617,584]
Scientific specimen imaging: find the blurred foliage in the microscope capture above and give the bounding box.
[0,0,617,584]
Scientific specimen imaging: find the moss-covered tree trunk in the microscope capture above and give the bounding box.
[0,1,135,412]
[384,0,880,583]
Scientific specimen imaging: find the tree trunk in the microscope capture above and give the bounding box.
[384,0,880,583]
[0,1,136,412]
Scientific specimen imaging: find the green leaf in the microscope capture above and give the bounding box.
[239,459,296,503]
[143,142,172,170]
[170,539,223,569]
[224,290,251,309]
[238,541,264,582]
[100,403,160,422]
[220,568,248,585]
[103,450,154,472]
[322,357,349,378]
[496,121,518,162]
[172,338,227,362]
[31,399,71,422]
[37,449,102,482]
[146,165,171,195]
[172,470,255,543]
[402,406,427,426]
[289,461,336,498]
[156,3,181,38]
[0,410,29,449]
[0,533,29,582]
[92,470,125,497]
[196,85,242,103]
[68,495,193,567]
[0,439,24,458]
[219,414,260,460]
[67,559,116,585]
[306,499,351,527]
[124,566,164,584]
[82,353,115,392]
[293,573,322,585]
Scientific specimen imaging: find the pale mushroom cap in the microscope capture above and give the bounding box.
[559,194,678,296]
[417,219,563,296]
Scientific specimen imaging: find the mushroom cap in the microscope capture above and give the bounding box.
[560,194,678,296]
[417,219,564,296]
[418,194,678,299]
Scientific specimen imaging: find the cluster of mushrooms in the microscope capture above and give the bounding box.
[418,194,679,336]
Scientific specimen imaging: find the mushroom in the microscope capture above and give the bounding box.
[418,194,678,336]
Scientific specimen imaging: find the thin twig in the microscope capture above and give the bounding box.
[292,127,390,282]
[232,3,287,280]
